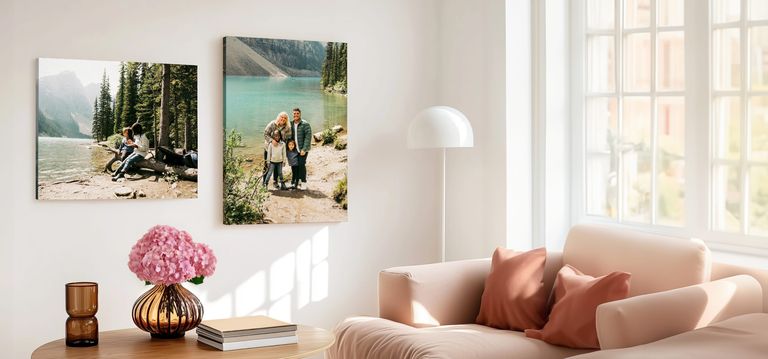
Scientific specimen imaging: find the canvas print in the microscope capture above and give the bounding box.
[224,36,348,224]
[37,58,198,200]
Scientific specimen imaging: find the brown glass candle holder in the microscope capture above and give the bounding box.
[65,282,98,347]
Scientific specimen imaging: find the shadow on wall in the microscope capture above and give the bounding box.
[188,226,331,324]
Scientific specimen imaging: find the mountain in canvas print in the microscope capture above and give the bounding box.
[224,36,348,225]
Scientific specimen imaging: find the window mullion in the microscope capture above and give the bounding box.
[617,0,625,222]
[740,0,750,235]
[651,0,659,224]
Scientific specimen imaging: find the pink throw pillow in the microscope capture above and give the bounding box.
[476,247,549,331]
[525,264,631,349]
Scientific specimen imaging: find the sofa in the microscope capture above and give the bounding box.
[327,224,768,358]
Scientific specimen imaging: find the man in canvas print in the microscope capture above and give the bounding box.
[36,58,199,200]
[291,108,312,190]
[224,37,348,225]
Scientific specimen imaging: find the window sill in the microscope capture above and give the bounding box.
[575,216,768,266]
[711,246,768,269]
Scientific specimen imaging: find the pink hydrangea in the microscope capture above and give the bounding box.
[128,225,217,285]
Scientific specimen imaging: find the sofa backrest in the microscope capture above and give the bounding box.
[378,251,565,327]
[563,224,711,297]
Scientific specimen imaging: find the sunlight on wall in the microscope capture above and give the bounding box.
[195,292,233,319]
[297,239,312,309]
[269,252,297,322]
[271,252,297,301]
[296,226,330,309]
[196,226,331,323]
[311,227,330,303]
[235,271,266,316]
[269,294,293,322]
[311,261,329,303]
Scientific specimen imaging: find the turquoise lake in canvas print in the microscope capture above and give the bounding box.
[224,76,347,157]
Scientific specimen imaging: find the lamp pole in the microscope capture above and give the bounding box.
[441,148,446,262]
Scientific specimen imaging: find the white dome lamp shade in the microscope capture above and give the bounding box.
[407,106,474,149]
[407,106,473,263]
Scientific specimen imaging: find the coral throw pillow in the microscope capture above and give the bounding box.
[525,264,631,349]
[476,247,549,331]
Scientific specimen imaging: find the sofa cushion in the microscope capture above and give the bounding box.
[570,313,768,359]
[327,316,593,359]
[563,224,710,297]
[525,265,631,349]
[476,247,549,330]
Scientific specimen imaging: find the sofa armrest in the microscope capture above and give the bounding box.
[378,259,490,327]
[595,275,763,349]
[712,262,768,312]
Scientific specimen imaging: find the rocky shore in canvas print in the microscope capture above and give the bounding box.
[224,37,348,225]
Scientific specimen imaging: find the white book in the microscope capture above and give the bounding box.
[197,334,298,351]
[197,328,297,343]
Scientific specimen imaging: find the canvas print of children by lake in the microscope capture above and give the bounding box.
[224,36,348,225]
[36,58,199,200]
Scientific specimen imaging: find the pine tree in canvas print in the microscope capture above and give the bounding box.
[223,37,348,225]
[36,58,198,200]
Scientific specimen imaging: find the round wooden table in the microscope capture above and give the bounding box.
[32,325,335,359]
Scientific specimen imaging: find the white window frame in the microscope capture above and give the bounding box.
[570,0,768,254]
[708,0,768,250]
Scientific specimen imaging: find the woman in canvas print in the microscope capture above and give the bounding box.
[113,123,148,181]
[262,112,292,185]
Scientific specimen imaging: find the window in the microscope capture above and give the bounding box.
[573,0,768,249]
[711,0,768,236]
[582,0,685,226]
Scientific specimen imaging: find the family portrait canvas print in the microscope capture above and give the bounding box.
[36,58,199,200]
[223,36,348,225]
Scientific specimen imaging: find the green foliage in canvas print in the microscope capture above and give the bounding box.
[224,130,269,225]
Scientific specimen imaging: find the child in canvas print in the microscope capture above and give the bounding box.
[118,127,135,161]
[264,131,287,190]
[286,138,300,189]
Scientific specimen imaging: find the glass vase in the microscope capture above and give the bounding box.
[65,282,98,347]
[131,283,203,338]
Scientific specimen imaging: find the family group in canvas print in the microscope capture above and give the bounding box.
[36,58,199,200]
[224,36,348,225]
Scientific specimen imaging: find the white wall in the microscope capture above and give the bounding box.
[3,0,446,357]
[1,0,15,354]
[538,0,572,250]
[440,0,513,260]
[505,0,534,252]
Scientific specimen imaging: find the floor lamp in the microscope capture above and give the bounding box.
[407,106,474,262]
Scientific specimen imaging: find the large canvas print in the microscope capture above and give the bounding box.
[224,37,348,225]
[36,58,198,200]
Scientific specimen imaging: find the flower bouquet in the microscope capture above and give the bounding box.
[127,225,216,338]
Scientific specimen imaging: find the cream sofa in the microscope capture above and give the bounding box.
[327,224,768,358]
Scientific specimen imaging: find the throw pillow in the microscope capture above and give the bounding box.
[476,247,549,331]
[525,264,631,349]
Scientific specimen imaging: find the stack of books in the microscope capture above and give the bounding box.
[196,316,298,351]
